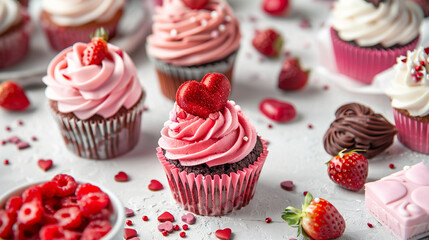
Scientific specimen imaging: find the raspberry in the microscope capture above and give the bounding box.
[18,200,44,226]
[81,220,112,240]
[52,174,78,197]
[78,192,110,217]
[40,224,66,240]
[75,183,101,200]
[60,196,79,208]
[39,181,58,199]
[44,198,61,214]
[54,207,82,230]
[0,210,14,238]
[5,196,22,216]
[22,186,42,203]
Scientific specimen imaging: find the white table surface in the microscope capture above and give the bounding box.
[1,0,428,239]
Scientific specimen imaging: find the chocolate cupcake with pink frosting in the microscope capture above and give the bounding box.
[156,73,268,216]
[146,0,241,100]
[43,29,145,159]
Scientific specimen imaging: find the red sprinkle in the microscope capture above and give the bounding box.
[180,231,186,238]
[1,140,5,145]
[308,124,313,129]
[5,126,11,131]
[265,217,272,223]
[17,141,30,150]
[323,85,329,90]
[162,231,168,236]
[17,120,23,126]
[4,159,9,165]
[126,220,133,226]
[174,225,180,231]
[367,223,374,228]
[143,106,149,111]
[182,224,188,230]
[389,164,395,169]
[31,136,37,141]
[303,191,308,196]
[267,124,273,129]
[142,216,148,221]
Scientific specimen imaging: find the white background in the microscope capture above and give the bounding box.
[1,0,428,239]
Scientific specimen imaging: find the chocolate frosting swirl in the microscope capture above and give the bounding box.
[323,103,397,159]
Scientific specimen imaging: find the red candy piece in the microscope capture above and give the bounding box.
[148,179,163,191]
[182,0,208,9]
[124,228,138,239]
[0,210,14,238]
[18,200,43,226]
[280,180,294,191]
[38,159,53,172]
[75,183,101,200]
[215,228,232,240]
[54,206,82,230]
[176,73,231,119]
[259,98,296,123]
[125,207,135,217]
[262,0,290,16]
[181,213,196,225]
[158,221,174,233]
[182,224,188,230]
[81,220,112,240]
[158,211,175,222]
[278,58,310,91]
[180,231,186,238]
[0,81,30,111]
[114,171,129,182]
[78,192,110,217]
[52,174,78,197]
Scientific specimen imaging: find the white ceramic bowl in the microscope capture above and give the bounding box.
[0,179,125,240]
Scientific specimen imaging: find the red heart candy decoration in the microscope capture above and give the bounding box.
[148,179,163,191]
[124,228,137,239]
[158,211,175,222]
[215,228,232,240]
[280,180,294,191]
[181,213,196,224]
[157,221,174,233]
[182,0,208,9]
[114,171,129,182]
[38,159,53,171]
[176,73,231,119]
[125,207,135,217]
[259,98,296,122]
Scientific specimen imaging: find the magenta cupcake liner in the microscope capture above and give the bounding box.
[330,27,419,84]
[157,139,268,216]
[51,98,144,160]
[40,16,120,52]
[0,11,32,69]
[393,108,429,154]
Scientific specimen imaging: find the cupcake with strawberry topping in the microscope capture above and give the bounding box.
[146,0,241,100]
[330,0,423,84]
[0,0,32,68]
[43,28,145,159]
[386,47,429,154]
[156,73,268,216]
[40,0,125,51]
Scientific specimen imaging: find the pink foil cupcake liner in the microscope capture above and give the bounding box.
[0,11,32,69]
[51,98,144,160]
[40,15,121,52]
[393,108,429,154]
[330,27,419,84]
[157,139,268,216]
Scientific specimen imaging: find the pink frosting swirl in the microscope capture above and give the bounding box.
[159,101,257,167]
[146,0,241,66]
[43,43,143,120]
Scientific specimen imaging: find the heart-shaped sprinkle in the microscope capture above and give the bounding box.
[176,73,231,119]
[182,0,208,9]
[7,136,20,144]
[17,141,30,150]
[148,179,163,191]
[158,211,175,222]
[124,228,138,239]
[158,221,174,233]
[215,228,232,240]
[125,207,134,217]
[181,213,196,225]
[259,98,296,123]
[38,159,53,171]
[128,238,140,240]
[115,171,129,182]
[280,180,294,191]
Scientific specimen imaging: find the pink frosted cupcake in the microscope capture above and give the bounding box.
[40,0,125,51]
[43,29,145,159]
[331,0,423,84]
[146,0,241,100]
[157,73,268,216]
[0,0,32,69]
[386,47,429,154]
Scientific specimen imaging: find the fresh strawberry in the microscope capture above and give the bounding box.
[82,28,109,66]
[282,193,346,240]
[0,81,30,111]
[278,58,310,91]
[182,0,208,9]
[327,149,368,191]
[262,0,291,16]
[252,29,284,57]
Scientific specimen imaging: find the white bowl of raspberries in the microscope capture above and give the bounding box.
[0,174,125,239]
